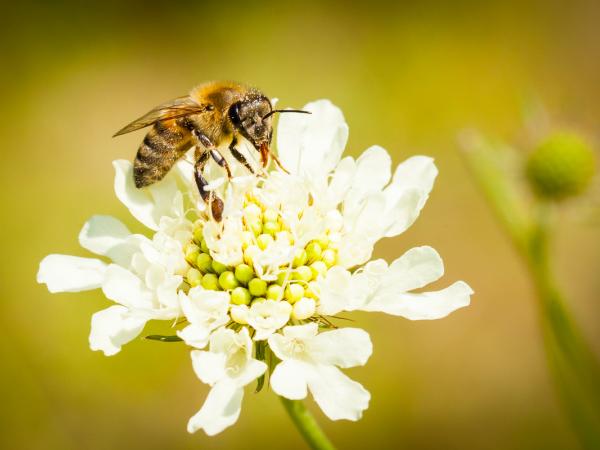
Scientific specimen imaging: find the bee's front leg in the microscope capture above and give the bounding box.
[194,147,223,222]
[229,136,255,175]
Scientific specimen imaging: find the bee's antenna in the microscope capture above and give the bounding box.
[262,109,311,121]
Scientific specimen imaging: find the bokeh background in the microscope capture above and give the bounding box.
[2,1,599,449]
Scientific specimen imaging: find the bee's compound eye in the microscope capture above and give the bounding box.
[228,102,242,126]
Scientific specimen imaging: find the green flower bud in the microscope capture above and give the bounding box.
[218,271,239,290]
[248,278,267,297]
[193,227,204,244]
[186,268,202,287]
[252,297,266,304]
[276,271,289,285]
[184,243,200,265]
[200,238,210,254]
[231,287,251,305]
[321,249,337,267]
[293,265,313,282]
[284,283,305,304]
[306,242,322,262]
[212,260,228,275]
[201,273,219,290]
[234,263,254,285]
[292,249,308,268]
[257,233,274,250]
[310,261,328,279]
[305,281,319,299]
[266,284,283,301]
[526,132,596,200]
[196,253,213,273]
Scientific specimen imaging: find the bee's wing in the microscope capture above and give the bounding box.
[113,96,207,137]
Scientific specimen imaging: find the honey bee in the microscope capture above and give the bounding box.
[114,81,308,221]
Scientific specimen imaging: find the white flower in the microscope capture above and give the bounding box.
[38,97,473,436]
[268,323,372,420]
[317,246,473,318]
[188,327,267,435]
[177,287,230,349]
[37,164,193,356]
[246,300,292,340]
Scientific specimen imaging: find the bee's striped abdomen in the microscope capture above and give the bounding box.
[133,119,191,188]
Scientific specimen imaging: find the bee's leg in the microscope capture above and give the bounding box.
[228,136,255,175]
[191,129,229,177]
[194,147,223,221]
[208,149,232,179]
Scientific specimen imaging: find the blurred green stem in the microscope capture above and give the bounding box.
[461,133,600,449]
[280,397,336,450]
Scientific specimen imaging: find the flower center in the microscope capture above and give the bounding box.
[182,194,340,326]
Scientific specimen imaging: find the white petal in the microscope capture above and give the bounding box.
[387,155,437,197]
[277,100,348,178]
[101,264,152,309]
[187,381,243,436]
[350,146,391,197]
[113,160,159,230]
[366,281,473,320]
[180,287,230,328]
[311,328,372,368]
[37,254,106,293]
[316,267,353,315]
[113,160,181,231]
[177,324,211,349]
[382,188,427,237]
[247,300,292,340]
[207,327,238,354]
[327,156,356,206]
[282,322,319,339]
[78,215,131,260]
[335,237,375,270]
[351,193,387,239]
[234,359,268,388]
[191,349,227,385]
[307,365,370,421]
[386,246,444,292]
[270,360,308,400]
[89,305,147,356]
[382,156,438,238]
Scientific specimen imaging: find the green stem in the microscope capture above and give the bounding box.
[527,205,600,449]
[280,397,336,450]
[461,135,600,449]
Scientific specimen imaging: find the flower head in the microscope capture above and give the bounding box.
[38,99,473,435]
[526,131,596,201]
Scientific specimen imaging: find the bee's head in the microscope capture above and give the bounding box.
[228,94,274,149]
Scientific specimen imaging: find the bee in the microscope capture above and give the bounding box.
[114,81,309,221]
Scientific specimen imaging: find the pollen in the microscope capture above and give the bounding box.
[184,195,340,327]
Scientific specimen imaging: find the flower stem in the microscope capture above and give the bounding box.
[461,134,600,449]
[280,397,336,450]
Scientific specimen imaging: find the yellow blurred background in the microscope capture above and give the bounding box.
[2,1,599,449]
